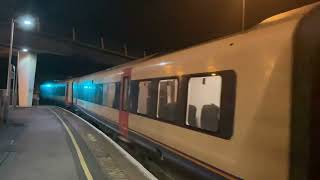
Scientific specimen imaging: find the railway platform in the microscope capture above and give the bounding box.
[0,106,156,180]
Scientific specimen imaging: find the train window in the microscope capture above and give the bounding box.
[94,84,103,105]
[72,83,77,99]
[186,75,222,132]
[137,81,152,115]
[102,83,116,107]
[157,79,178,122]
[113,82,121,109]
[56,85,66,96]
[128,81,139,113]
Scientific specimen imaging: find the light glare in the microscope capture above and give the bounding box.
[159,62,168,66]
[16,15,36,30]
[24,20,32,25]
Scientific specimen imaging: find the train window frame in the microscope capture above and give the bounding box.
[102,82,117,108]
[127,71,235,139]
[94,84,104,105]
[156,79,179,122]
[113,82,121,110]
[183,70,236,139]
[129,76,180,122]
[185,75,222,132]
[137,80,153,115]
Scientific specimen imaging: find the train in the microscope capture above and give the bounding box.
[40,2,320,180]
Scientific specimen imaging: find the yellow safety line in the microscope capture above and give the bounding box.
[48,108,93,180]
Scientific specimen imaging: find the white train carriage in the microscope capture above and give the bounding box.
[41,2,320,180]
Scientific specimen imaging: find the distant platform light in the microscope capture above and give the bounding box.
[22,48,29,52]
[23,20,32,25]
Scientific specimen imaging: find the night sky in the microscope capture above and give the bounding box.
[0,0,318,89]
[0,0,318,51]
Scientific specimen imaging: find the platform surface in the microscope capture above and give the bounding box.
[0,106,155,180]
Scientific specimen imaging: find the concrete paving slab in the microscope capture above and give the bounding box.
[0,107,81,180]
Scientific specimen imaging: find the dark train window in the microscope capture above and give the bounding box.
[113,82,121,109]
[186,75,222,132]
[157,79,178,122]
[128,81,139,113]
[94,84,103,105]
[137,81,152,115]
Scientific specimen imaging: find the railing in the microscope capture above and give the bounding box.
[0,24,141,59]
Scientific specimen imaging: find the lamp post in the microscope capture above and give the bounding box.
[5,16,36,105]
[5,19,15,98]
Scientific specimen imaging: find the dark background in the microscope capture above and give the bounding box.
[0,0,318,89]
[1,0,318,52]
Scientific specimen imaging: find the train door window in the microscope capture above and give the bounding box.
[186,75,222,132]
[157,79,178,122]
[102,83,109,106]
[66,84,69,97]
[113,82,121,109]
[122,77,130,111]
[137,81,152,115]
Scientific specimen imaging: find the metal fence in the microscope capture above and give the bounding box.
[0,89,8,126]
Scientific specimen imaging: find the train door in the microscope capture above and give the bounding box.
[71,82,74,104]
[119,68,131,138]
[73,81,78,105]
[68,81,73,105]
[65,83,69,103]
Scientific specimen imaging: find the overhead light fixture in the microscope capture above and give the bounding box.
[22,48,29,52]
[23,20,32,25]
[16,15,36,30]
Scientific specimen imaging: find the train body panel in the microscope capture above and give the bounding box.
[77,99,119,124]
[126,16,295,179]
[40,3,320,180]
